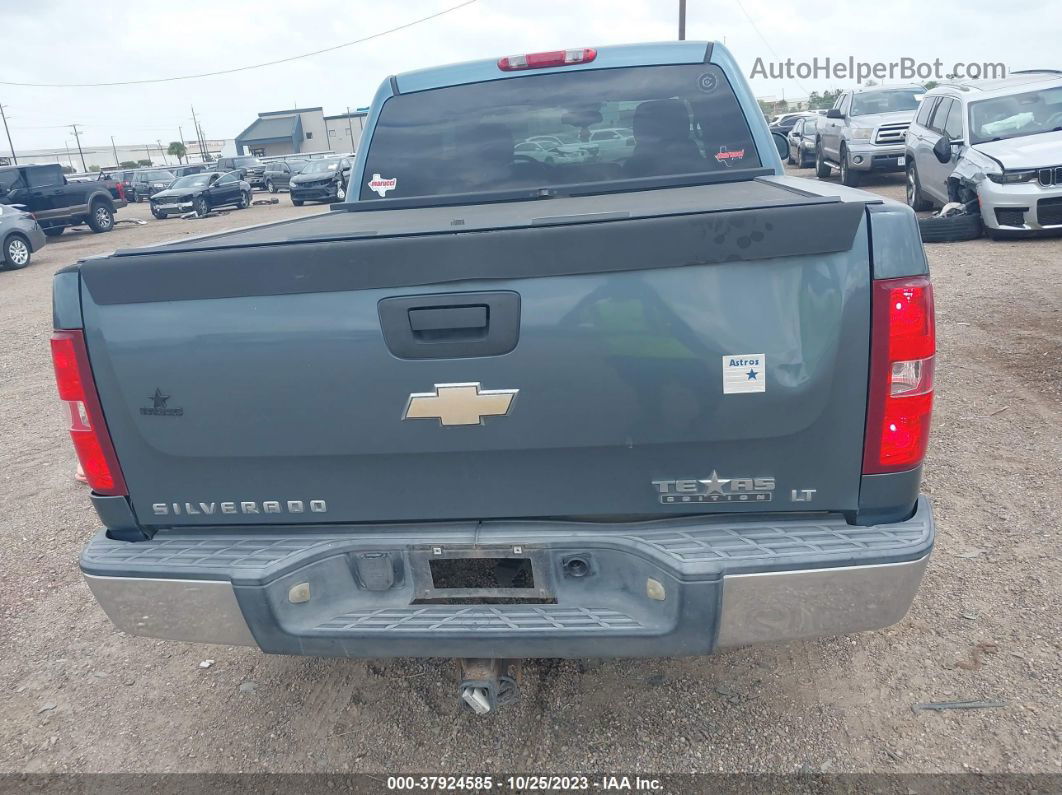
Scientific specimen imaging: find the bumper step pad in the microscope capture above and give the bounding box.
[81,499,933,657]
[317,606,642,633]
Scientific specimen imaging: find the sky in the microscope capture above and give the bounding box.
[1,0,1058,153]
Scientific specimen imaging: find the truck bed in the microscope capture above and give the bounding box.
[85,178,872,304]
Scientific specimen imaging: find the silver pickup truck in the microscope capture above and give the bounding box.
[54,41,936,714]
[816,84,927,186]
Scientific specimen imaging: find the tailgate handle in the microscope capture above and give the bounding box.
[408,305,488,334]
[378,291,520,360]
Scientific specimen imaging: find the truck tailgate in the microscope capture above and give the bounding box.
[77,180,874,527]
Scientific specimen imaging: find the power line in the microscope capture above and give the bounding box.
[732,0,810,96]
[8,123,78,130]
[0,1,477,88]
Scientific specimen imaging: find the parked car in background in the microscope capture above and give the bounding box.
[587,127,635,162]
[786,116,818,168]
[263,159,308,193]
[0,201,46,270]
[905,72,1062,239]
[525,135,595,160]
[525,135,565,146]
[816,85,926,186]
[768,112,815,135]
[171,164,209,178]
[148,171,252,218]
[112,170,138,201]
[129,169,176,202]
[288,157,352,205]
[0,163,124,236]
[102,173,126,202]
[214,156,267,188]
[514,140,588,165]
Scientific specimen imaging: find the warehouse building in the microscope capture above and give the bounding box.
[235,107,367,157]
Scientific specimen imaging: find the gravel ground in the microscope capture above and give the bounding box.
[0,177,1059,775]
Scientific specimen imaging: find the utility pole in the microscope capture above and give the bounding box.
[346,106,355,151]
[70,124,87,171]
[197,120,208,160]
[0,104,17,164]
[64,141,74,169]
[178,125,186,163]
[678,0,686,40]
[110,136,119,167]
[190,105,207,161]
[157,139,166,165]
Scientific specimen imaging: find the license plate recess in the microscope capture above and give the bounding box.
[410,546,554,600]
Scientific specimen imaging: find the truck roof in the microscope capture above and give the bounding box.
[393,40,715,93]
[848,83,925,95]
[0,163,62,172]
[931,71,1062,99]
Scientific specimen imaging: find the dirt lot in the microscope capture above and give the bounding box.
[0,176,1059,775]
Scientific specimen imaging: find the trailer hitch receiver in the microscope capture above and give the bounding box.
[457,658,521,714]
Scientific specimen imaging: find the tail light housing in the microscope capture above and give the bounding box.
[863,275,935,474]
[50,330,127,495]
[498,48,596,72]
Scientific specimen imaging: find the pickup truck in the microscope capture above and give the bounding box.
[815,84,926,186]
[214,155,268,189]
[1,163,125,236]
[54,42,936,714]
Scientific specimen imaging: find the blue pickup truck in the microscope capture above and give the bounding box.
[53,41,935,713]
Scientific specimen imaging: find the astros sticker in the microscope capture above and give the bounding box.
[367,174,397,197]
[722,353,765,394]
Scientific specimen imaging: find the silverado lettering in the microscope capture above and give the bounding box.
[152,500,327,516]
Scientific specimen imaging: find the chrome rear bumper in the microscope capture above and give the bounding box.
[716,555,928,647]
[81,498,933,656]
[84,575,257,646]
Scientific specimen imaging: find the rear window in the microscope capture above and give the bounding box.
[359,63,761,203]
[0,169,24,192]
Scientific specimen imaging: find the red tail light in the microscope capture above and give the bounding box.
[498,48,596,72]
[50,330,127,495]
[863,275,935,474]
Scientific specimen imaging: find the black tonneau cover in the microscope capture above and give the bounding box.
[82,179,872,305]
[125,179,849,252]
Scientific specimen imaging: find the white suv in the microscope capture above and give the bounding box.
[905,71,1062,236]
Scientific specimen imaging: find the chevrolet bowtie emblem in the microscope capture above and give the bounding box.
[403,382,518,427]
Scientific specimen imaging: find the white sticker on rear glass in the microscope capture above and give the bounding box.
[722,353,766,394]
[367,173,397,197]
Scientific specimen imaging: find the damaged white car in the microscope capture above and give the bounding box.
[905,71,1062,241]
